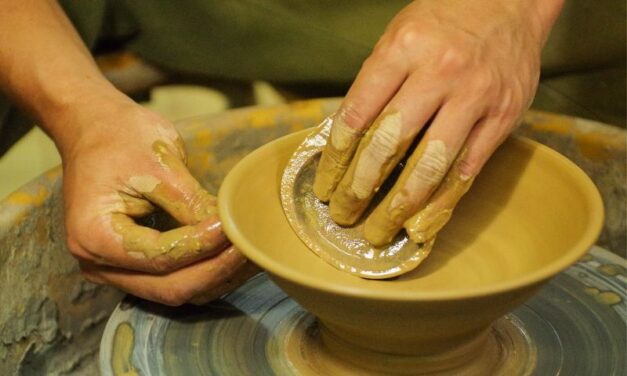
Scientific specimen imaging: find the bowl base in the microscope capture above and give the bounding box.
[100,249,627,376]
[271,312,536,375]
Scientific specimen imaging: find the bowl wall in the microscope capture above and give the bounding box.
[219,128,603,355]
[271,274,543,355]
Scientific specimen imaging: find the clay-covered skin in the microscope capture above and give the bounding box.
[49,96,247,306]
[364,138,454,246]
[281,127,435,278]
[111,213,224,260]
[110,140,227,261]
[313,110,364,202]
[404,157,475,244]
[0,0,254,305]
[328,111,414,226]
[312,0,564,249]
[147,140,219,223]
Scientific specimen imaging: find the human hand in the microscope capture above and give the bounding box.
[314,0,563,246]
[52,95,258,305]
[0,0,259,304]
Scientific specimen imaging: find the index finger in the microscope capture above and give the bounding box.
[313,46,407,201]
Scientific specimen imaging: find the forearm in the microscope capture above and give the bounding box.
[441,0,564,44]
[0,0,125,147]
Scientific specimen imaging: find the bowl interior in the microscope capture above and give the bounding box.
[219,129,603,300]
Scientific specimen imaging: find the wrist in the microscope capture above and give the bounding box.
[41,80,136,157]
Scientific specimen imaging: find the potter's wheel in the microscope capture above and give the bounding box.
[100,246,626,375]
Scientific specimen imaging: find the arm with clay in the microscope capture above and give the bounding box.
[315,0,564,246]
[0,0,258,305]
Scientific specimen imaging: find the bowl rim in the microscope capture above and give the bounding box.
[219,129,605,302]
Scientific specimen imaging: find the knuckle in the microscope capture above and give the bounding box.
[456,158,478,178]
[505,100,524,122]
[389,21,423,51]
[186,191,215,223]
[158,284,192,306]
[470,70,495,97]
[338,103,369,130]
[434,46,473,75]
[361,49,400,79]
[455,72,496,107]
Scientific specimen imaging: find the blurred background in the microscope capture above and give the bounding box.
[0,0,624,199]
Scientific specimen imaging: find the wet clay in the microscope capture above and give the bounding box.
[281,124,434,279]
[149,140,218,223]
[111,213,224,260]
[314,110,469,248]
[111,140,224,260]
[313,111,364,202]
[328,111,413,226]
[364,138,452,247]
[404,154,475,244]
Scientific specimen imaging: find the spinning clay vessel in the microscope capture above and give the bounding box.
[218,127,604,374]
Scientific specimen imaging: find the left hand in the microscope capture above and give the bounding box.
[52,94,259,306]
[313,0,563,246]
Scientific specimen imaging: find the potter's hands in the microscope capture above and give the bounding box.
[0,0,259,304]
[54,96,259,306]
[314,0,562,246]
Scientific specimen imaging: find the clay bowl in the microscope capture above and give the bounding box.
[218,129,603,373]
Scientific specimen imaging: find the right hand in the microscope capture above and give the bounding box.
[52,94,258,306]
[313,0,562,247]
